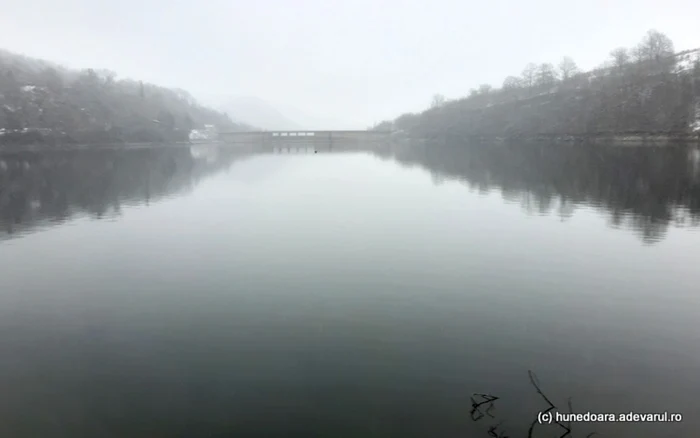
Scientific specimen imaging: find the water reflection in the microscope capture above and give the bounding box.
[376,140,700,243]
[0,145,256,239]
[3,141,700,244]
[0,142,380,239]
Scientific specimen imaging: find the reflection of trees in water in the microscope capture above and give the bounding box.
[384,141,700,243]
[0,146,251,238]
[4,142,699,244]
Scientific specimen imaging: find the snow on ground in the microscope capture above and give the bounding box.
[674,50,700,74]
[189,125,219,141]
[691,120,700,133]
[692,103,700,132]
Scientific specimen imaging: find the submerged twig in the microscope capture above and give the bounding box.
[470,393,500,421]
[475,371,598,438]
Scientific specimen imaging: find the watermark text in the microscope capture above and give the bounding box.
[538,411,683,424]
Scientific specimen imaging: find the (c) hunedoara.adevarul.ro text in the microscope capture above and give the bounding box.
[538,411,683,424]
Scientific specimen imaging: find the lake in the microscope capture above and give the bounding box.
[1,141,700,438]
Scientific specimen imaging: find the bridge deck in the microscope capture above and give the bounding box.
[219,130,392,143]
[220,130,391,135]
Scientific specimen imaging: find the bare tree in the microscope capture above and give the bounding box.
[96,69,117,87]
[631,46,645,63]
[478,84,493,94]
[635,29,674,62]
[521,63,538,89]
[502,76,522,90]
[431,93,446,109]
[536,63,558,87]
[558,57,579,81]
[609,47,630,73]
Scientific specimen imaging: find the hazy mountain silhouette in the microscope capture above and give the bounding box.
[275,102,362,130]
[207,95,302,130]
[204,95,361,130]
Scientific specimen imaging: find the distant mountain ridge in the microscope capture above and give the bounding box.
[205,95,361,131]
[207,96,302,131]
[275,103,360,130]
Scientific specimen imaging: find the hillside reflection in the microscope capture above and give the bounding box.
[377,140,700,243]
[0,145,256,239]
[3,142,700,244]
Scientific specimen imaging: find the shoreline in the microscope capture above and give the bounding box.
[2,133,700,153]
[0,140,224,154]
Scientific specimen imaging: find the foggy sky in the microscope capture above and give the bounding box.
[1,0,698,128]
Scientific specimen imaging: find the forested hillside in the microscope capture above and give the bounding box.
[0,49,246,146]
[376,30,700,140]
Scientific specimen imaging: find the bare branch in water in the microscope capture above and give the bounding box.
[528,370,572,437]
[470,393,500,421]
[479,370,598,438]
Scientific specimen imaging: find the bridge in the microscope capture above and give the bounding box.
[218,130,392,145]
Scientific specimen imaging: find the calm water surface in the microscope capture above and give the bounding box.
[1,142,700,437]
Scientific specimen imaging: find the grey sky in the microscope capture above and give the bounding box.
[1,0,698,128]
